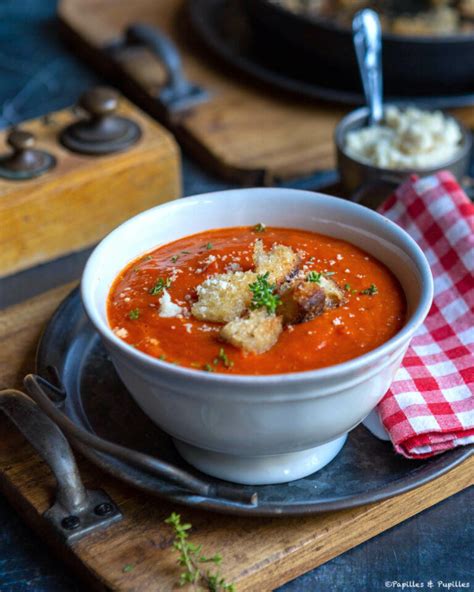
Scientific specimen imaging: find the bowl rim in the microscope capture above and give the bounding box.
[335,105,473,176]
[81,187,434,385]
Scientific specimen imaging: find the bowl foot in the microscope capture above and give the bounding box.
[173,434,347,485]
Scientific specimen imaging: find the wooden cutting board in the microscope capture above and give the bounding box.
[0,283,472,591]
[57,0,474,185]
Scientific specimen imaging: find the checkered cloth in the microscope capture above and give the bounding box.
[376,171,474,459]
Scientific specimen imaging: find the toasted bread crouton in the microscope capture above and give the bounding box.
[319,276,347,309]
[253,240,300,284]
[277,276,347,324]
[278,281,326,324]
[220,309,283,354]
[191,271,257,323]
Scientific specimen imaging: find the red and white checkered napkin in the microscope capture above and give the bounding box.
[376,171,474,459]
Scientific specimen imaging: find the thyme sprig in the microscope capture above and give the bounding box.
[249,272,281,314]
[165,512,235,591]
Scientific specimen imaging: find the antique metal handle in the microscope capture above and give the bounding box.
[107,22,209,115]
[24,374,258,507]
[0,388,122,542]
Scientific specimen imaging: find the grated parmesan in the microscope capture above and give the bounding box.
[158,289,183,318]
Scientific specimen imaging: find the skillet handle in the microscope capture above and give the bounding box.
[0,388,122,543]
[107,22,210,116]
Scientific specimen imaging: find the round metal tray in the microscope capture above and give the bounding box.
[187,0,474,109]
[36,288,472,516]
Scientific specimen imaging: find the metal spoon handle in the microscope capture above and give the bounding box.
[353,9,383,126]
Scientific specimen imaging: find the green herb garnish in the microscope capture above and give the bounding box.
[344,283,351,291]
[142,254,152,262]
[165,512,235,591]
[214,347,234,369]
[149,277,171,295]
[122,564,134,573]
[205,242,213,250]
[253,222,266,233]
[249,272,281,314]
[181,250,191,254]
[159,354,166,361]
[307,271,322,283]
[360,283,378,296]
[129,308,140,320]
[171,255,180,263]
[203,363,214,372]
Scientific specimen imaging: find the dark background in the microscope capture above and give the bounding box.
[0,2,472,591]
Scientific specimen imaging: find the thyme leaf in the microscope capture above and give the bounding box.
[149,277,171,295]
[360,284,378,296]
[307,271,322,283]
[129,308,140,320]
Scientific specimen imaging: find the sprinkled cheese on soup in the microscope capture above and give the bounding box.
[107,226,406,375]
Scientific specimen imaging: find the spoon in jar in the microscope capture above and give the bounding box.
[353,9,383,126]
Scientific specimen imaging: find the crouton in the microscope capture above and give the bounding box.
[191,271,256,323]
[278,281,326,324]
[220,309,283,354]
[253,240,300,284]
[319,276,347,309]
[277,276,347,324]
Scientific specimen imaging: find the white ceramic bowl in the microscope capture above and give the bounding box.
[81,188,433,485]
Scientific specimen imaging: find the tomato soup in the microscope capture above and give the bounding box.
[107,226,406,374]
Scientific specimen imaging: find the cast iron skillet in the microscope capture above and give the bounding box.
[242,0,474,96]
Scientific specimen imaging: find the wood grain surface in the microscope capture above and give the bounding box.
[58,0,474,185]
[0,285,472,591]
[0,99,181,278]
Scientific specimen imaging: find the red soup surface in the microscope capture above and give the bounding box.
[107,226,406,375]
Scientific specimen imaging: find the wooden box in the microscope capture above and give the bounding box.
[0,98,181,278]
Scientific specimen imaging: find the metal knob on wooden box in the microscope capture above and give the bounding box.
[0,89,181,278]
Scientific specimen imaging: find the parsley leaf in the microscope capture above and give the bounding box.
[129,308,140,320]
[253,223,266,233]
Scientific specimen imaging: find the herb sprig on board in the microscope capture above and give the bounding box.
[165,512,235,591]
[249,272,281,314]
